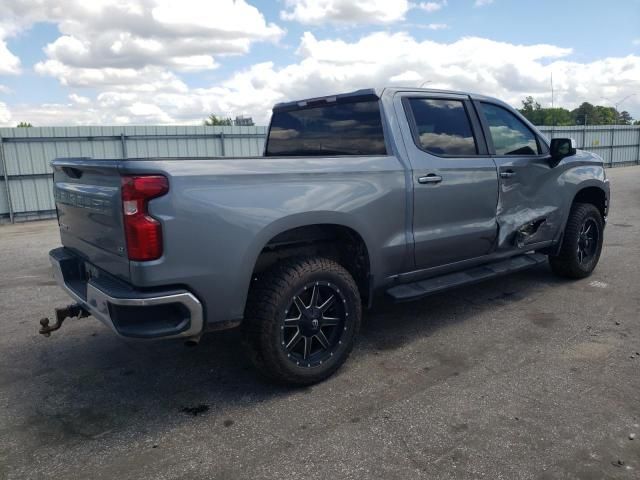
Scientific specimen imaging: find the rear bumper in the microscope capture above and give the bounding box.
[50,247,203,340]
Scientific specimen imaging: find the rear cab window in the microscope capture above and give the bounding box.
[265,99,387,156]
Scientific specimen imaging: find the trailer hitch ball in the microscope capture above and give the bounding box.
[39,303,89,337]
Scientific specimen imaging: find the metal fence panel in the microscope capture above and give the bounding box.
[0,125,267,223]
[8,176,55,214]
[538,125,640,166]
[0,180,8,215]
[1,124,637,223]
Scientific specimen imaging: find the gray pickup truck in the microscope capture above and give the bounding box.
[44,87,609,385]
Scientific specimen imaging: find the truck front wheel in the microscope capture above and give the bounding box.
[242,257,362,385]
[549,202,604,279]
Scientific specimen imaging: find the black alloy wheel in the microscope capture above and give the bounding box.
[280,281,349,368]
[242,257,362,385]
[550,202,604,279]
[576,217,599,265]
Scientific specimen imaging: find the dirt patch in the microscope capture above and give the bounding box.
[564,339,618,361]
[527,312,560,328]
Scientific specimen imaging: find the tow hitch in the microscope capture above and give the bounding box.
[39,303,90,337]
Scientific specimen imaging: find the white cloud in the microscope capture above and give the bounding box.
[0,37,21,75]
[281,0,411,24]
[127,102,173,123]
[68,93,91,105]
[633,38,640,46]
[181,32,639,124]
[389,70,423,84]
[3,26,640,126]
[0,0,283,85]
[426,23,449,30]
[474,0,494,6]
[0,101,11,125]
[35,61,189,92]
[0,102,112,127]
[0,0,285,123]
[419,1,448,13]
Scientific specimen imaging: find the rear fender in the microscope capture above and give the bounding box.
[235,211,378,310]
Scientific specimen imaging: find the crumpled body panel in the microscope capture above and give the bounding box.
[493,150,607,251]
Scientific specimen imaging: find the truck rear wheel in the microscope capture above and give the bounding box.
[549,202,604,279]
[242,257,361,385]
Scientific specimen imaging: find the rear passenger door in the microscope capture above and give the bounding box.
[475,101,562,250]
[395,93,499,270]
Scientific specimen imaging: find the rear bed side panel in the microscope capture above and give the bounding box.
[119,156,408,326]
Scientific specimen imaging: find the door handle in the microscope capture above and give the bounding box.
[500,170,516,179]
[418,174,443,184]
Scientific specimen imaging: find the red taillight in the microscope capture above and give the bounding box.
[121,175,169,261]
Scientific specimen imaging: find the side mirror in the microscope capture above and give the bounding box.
[549,138,577,166]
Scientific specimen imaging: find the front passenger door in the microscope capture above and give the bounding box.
[476,101,563,250]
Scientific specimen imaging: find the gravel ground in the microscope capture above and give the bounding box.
[1,166,639,480]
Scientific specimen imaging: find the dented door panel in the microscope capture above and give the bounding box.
[493,156,563,250]
[474,99,565,251]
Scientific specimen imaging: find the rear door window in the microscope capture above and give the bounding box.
[405,98,477,156]
[265,100,387,156]
[480,103,540,155]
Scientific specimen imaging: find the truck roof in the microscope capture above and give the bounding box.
[272,87,508,111]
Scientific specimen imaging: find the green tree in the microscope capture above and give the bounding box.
[203,114,232,126]
[540,108,574,126]
[518,97,637,126]
[571,102,596,125]
[519,96,541,116]
[594,106,617,124]
[518,96,544,125]
[17,121,33,127]
[518,97,573,126]
[570,103,617,125]
[618,110,633,125]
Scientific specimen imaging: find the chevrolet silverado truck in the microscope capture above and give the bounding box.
[44,88,610,385]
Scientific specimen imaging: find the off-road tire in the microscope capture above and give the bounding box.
[549,202,604,279]
[242,257,361,385]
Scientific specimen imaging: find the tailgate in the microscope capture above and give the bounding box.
[52,158,130,280]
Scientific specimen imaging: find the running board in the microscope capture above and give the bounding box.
[387,253,547,302]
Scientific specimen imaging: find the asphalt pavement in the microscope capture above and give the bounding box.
[1,166,639,479]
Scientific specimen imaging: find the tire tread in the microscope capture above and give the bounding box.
[549,202,603,279]
[242,257,361,385]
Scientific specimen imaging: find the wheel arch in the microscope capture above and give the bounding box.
[572,185,608,219]
[242,213,377,310]
[548,180,609,256]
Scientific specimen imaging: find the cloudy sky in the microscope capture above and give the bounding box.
[0,0,639,126]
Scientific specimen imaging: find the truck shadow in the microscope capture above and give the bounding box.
[359,264,564,352]
[15,263,564,451]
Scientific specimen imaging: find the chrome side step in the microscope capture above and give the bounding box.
[386,253,547,302]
